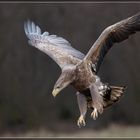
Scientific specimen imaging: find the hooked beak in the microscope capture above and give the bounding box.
[52,88,61,97]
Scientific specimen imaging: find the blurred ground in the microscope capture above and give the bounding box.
[1,124,140,138]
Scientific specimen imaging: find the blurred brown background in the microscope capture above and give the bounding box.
[0,2,140,137]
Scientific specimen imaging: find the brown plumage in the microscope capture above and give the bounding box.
[24,12,140,127]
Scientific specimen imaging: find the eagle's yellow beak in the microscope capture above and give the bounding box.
[52,88,61,97]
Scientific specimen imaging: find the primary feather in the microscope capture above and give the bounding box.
[84,12,140,72]
[24,20,85,68]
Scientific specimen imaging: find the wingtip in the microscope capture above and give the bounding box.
[24,19,42,35]
[24,20,28,35]
[130,11,140,19]
[135,11,140,16]
[24,19,31,34]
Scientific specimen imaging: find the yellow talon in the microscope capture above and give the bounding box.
[91,108,98,120]
[77,115,86,127]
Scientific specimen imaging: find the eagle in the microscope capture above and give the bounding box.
[24,12,140,127]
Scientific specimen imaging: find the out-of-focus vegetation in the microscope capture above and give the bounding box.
[1,124,140,137]
[0,3,140,136]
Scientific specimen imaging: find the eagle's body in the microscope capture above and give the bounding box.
[24,12,140,127]
[72,61,96,91]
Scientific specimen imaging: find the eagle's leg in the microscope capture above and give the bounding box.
[90,84,104,120]
[76,92,87,127]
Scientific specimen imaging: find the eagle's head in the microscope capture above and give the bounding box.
[52,65,76,97]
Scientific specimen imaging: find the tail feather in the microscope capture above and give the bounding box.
[103,85,126,108]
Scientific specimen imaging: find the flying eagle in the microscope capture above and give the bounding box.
[24,12,140,127]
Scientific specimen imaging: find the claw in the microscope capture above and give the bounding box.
[91,108,98,120]
[77,115,86,128]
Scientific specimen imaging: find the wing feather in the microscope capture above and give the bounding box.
[24,20,85,68]
[84,12,140,72]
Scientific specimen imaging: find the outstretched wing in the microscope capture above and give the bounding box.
[84,12,140,73]
[24,20,85,69]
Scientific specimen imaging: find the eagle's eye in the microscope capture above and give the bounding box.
[56,86,61,89]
